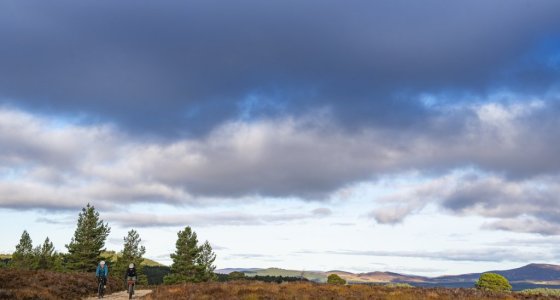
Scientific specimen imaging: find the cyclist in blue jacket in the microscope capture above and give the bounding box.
[96,260,109,288]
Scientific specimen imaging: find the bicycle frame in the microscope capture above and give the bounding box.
[127,279,136,299]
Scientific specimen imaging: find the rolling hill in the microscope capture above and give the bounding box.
[217,263,560,291]
[101,251,164,267]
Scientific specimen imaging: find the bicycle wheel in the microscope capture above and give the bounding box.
[128,284,133,299]
[98,281,104,298]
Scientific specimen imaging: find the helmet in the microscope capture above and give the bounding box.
[100,260,105,266]
[129,263,134,268]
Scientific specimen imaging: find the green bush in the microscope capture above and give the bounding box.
[475,273,511,292]
[227,271,246,280]
[327,274,346,285]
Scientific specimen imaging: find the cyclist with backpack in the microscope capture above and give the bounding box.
[125,263,137,296]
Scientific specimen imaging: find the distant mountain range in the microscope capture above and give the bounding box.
[217,263,560,291]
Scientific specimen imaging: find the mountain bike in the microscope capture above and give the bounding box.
[97,276,106,298]
[127,278,136,299]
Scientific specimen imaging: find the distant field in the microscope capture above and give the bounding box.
[243,267,326,282]
[142,281,560,300]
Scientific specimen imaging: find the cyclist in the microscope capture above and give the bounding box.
[96,260,109,288]
[125,263,137,295]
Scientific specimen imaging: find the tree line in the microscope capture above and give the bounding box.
[3,203,217,285]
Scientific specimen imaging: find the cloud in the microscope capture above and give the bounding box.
[369,171,560,235]
[0,1,559,135]
[311,208,332,217]
[1,97,559,217]
[368,206,415,225]
[35,216,74,225]
[105,208,331,228]
[484,218,560,236]
[324,248,558,263]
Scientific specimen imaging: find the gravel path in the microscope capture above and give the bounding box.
[85,289,152,299]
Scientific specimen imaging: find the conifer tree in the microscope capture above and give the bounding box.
[115,229,146,282]
[197,240,217,281]
[35,237,57,270]
[65,203,111,272]
[164,226,203,284]
[11,230,34,269]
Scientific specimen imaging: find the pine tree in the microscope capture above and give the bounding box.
[65,203,111,272]
[35,237,57,270]
[163,226,203,284]
[115,229,146,282]
[197,241,217,281]
[11,230,34,269]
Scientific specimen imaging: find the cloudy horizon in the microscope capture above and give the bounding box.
[1,0,559,276]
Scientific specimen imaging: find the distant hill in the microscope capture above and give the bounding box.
[215,268,262,274]
[218,264,560,291]
[429,263,560,289]
[101,251,165,267]
[0,251,164,267]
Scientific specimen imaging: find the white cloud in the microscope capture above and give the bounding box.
[368,171,560,235]
[0,99,558,237]
[105,208,332,228]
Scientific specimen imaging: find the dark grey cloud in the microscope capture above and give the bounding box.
[1,1,559,135]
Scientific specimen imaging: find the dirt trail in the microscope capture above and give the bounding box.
[85,289,152,299]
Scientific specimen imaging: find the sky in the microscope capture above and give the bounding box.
[1,0,560,276]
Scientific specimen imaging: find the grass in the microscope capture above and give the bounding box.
[2,270,560,300]
[141,281,559,299]
[519,288,560,296]
[0,269,123,300]
[385,283,414,288]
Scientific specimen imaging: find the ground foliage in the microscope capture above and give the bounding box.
[520,289,560,297]
[141,281,560,300]
[0,269,121,300]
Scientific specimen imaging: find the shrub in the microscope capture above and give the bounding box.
[475,273,511,292]
[386,283,413,288]
[327,274,346,285]
[519,288,560,296]
[228,271,246,280]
